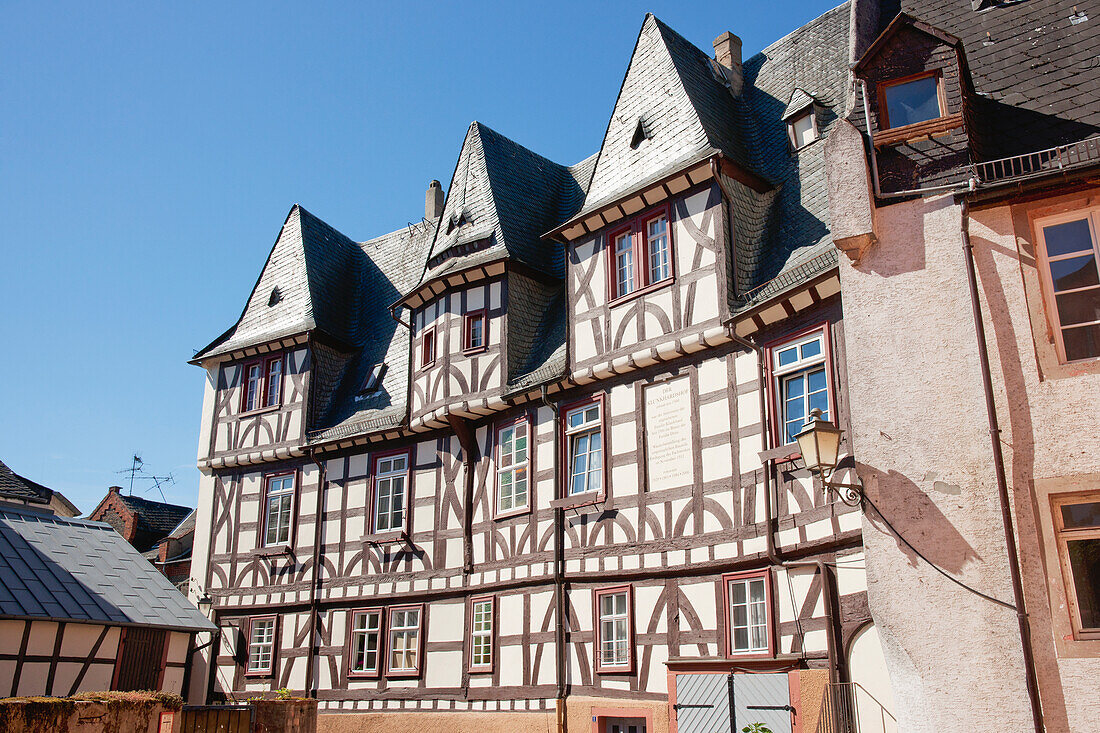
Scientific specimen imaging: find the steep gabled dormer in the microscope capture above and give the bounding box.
[852,13,977,192]
[393,122,587,428]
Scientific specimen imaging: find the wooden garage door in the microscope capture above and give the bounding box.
[113,627,167,691]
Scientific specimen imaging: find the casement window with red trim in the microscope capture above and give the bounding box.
[594,586,634,673]
[420,327,437,369]
[348,609,383,676]
[879,71,945,129]
[608,206,673,301]
[724,570,774,657]
[371,450,411,535]
[262,472,295,547]
[1034,208,1100,363]
[468,596,495,673]
[563,397,604,499]
[241,354,285,412]
[496,417,529,515]
[463,309,487,354]
[245,616,277,675]
[767,326,835,445]
[385,605,424,676]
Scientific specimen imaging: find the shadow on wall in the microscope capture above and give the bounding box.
[857,464,980,574]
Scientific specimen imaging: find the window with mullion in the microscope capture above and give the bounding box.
[496,419,529,514]
[771,330,831,444]
[608,207,673,301]
[246,616,276,674]
[1036,211,1100,362]
[243,363,263,412]
[263,473,295,547]
[565,402,603,496]
[387,606,422,675]
[373,452,410,534]
[464,310,487,352]
[264,357,283,407]
[614,231,636,297]
[595,587,632,672]
[349,609,383,675]
[728,575,770,654]
[1052,492,1100,638]
[469,597,494,671]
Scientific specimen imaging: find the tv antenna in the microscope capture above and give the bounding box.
[117,454,175,503]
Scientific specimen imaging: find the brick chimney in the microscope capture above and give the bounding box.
[109,485,122,494]
[425,180,444,220]
[713,31,743,97]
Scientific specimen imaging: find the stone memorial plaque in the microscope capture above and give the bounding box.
[644,376,694,490]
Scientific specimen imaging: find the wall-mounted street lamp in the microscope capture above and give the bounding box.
[196,592,213,615]
[794,408,863,506]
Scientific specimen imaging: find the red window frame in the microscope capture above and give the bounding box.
[244,615,278,676]
[368,448,413,537]
[877,70,946,131]
[384,603,425,678]
[606,203,675,303]
[463,309,488,354]
[467,594,496,673]
[347,608,384,678]
[593,585,635,675]
[722,569,775,659]
[260,470,297,549]
[558,393,608,505]
[762,321,838,447]
[420,327,437,369]
[494,414,532,518]
[240,353,285,413]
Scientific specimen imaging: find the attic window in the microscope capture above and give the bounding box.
[881,73,944,129]
[357,363,387,396]
[268,287,282,307]
[446,212,469,235]
[630,118,648,149]
[787,109,818,149]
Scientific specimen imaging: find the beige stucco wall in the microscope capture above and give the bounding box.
[838,194,1033,732]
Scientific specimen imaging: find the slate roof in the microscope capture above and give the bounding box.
[0,460,52,505]
[899,0,1100,161]
[0,505,214,631]
[116,493,193,537]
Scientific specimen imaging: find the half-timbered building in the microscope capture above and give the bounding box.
[189,5,895,731]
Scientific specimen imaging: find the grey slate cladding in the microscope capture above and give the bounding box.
[0,505,214,631]
[116,493,193,537]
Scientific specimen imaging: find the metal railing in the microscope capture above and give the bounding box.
[815,682,897,733]
[974,136,1100,184]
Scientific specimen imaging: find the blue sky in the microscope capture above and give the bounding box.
[1,0,843,514]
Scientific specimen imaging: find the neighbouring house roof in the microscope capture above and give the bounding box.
[0,505,214,632]
[0,460,80,517]
[115,493,193,538]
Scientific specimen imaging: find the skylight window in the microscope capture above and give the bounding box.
[268,286,282,307]
[630,118,648,149]
[356,363,387,399]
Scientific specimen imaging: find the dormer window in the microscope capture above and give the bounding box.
[787,109,817,149]
[241,354,284,413]
[881,73,944,129]
[630,118,648,149]
[608,205,674,302]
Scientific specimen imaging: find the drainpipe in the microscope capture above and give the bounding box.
[541,385,567,733]
[959,199,1044,733]
[446,415,479,574]
[727,327,839,682]
[305,447,327,699]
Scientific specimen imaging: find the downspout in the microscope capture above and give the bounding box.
[305,447,327,699]
[727,327,839,682]
[541,385,567,733]
[959,199,1044,733]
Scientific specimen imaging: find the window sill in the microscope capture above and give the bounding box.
[550,491,603,510]
[254,545,291,557]
[384,669,421,679]
[595,664,635,676]
[873,112,964,147]
[493,505,531,521]
[243,670,275,678]
[239,405,281,418]
[462,345,488,356]
[608,277,674,308]
[362,531,407,546]
[347,669,381,679]
[725,650,776,661]
[468,666,494,675]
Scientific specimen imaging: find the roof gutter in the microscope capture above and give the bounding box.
[959,199,1044,733]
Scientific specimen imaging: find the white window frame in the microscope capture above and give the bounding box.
[386,605,423,675]
[565,400,603,497]
[469,597,494,672]
[595,587,633,672]
[496,418,530,515]
[263,473,295,547]
[727,574,771,656]
[787,108,818,149]
[349,609,383,676]
[372,452,410,534]
[1051,491,1100,640]
[771,329,831,445]
[646,214,670,284]
[246,616,276,675]
[1034,208,1100,363]
[615,231,635,297]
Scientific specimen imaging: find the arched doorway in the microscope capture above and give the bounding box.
[846,623,898,733]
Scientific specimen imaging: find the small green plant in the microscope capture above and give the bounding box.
[742,724,773,733]
[275,688,293,700]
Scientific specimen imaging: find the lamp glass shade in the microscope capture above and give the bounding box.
[794,410,842,474]
[197,594,212,613]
